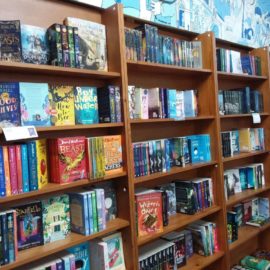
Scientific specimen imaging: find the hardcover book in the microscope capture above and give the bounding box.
[0,82,20,127]
[19,82,51,126]
[49,85,75,126]
[42,194,70,244]
[67,242,90,270]
[14,201,43,251]
[64,17,107,71]
[21,25,49,64]
[0,20,22,62]
[74,86,98,124]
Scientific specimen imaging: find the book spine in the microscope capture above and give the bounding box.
[95,189,106,231]
[69,254,76,270]
[109,86,116,123]
[15,145,23,194]
[87,192,94,234]
[20,144,29,193]
[2,146,11,197]
[1,214,9,264]
[0,147,6,197]
[60,25,70,67]
[48,24,63,66]
[27,142,38,191]
[73,27,80,68]
[67,26,75,68]
[8,146,18,195]
[91,191,98,233]
[6,211,15,263]
[114,86,122,122]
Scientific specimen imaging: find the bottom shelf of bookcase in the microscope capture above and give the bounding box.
[1,218,129,270]
[138,206,221,246]
[181,251,225,270]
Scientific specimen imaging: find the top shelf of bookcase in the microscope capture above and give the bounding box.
[217,71,267,81]
[0,61,121,80]
[127,60,212,76]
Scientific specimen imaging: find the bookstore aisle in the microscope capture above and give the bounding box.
[0,0,270,269]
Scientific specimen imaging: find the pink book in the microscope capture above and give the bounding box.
[69,253,76,270]
[15,145,23,194]
[8,146,18,195]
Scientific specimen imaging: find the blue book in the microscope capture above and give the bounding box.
[26,141,38,191]
[0,82,20,127]
[94,189,106,231]
[239,168,248,190]
[259,198,270,219]
[21,25,49,64]
[69,192,90,236]
[6,211,15,263]
[164,139,171,172]
[19,82,51,126]
[203,135,211,162]
[243,87,251,113]
[246,167,255,189]
[74,86,98,125]
[241,55,252,75]
[167,89,176,119]
[184,90,197,117]
[87,191,94,235]
[67,242,90,270]
[20,144,29,193]
[0,147,6,197]
[188,135,200,163]
[0,213,8,265]
[57,251,71,270]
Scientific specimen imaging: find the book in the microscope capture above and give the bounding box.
[19,82,51,126]
[61,25,70,67]
[15,145,23,194]
[8,145,18,195]
[0,147,6,197]
[64,17,107,71]
[67,242,90,270]
[74,86,98,124]
[14,201,43,251]
[21,25,49,64]
[49,85,75,126]
[148,88,160,118]
[0,82,20,127]
[0,20,22,62]
[90,240,109,270]
[42,194,70,244]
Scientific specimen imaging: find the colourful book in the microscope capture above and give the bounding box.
[114,86,122,122]
[74,86,98,124]
[0,82,20,127]
[67,242,90,270]
[14,201,43,251]
[20,144,29,193]
[67,26,75,68]
[42,195,70,244]
[15,145,23,194]
[94,188,106,231]
[49,85,75,126]
[0,147,5,197]
[8,146,18,195]
[21,24,49,64]
[2,146,10,196]
[19,82,51,127]
[6,210,17,263]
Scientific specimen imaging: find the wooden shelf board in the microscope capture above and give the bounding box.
[134,161,217,184]
[130,116,215,124]
[220,113,269,119]
[226,186,270,208]
[217,71,267,81]
[223,150,269,163]
[181,251,225,270]
[127,60,212,75]
[0,172,126,204]
[138,206,221,246]
[0,60,120,79]
[1,218,129,270]
[229,226,259,251]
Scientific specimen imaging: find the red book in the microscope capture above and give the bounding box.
[51,136,87,183]
[8,146,18,195]
[15,145,23,194]
[135,189,163,237]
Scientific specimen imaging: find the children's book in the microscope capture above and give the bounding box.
[67,242,90,270]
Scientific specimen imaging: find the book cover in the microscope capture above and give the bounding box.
[175,90,185,120]
[19,82,51,126]
[21,24,49,64]
[20,144,29,193]
[184,90,197,117]
[158,183,176,216]
[2,146,11,196]
[67,242,90,270]
[230,50,243,74]
[0,147,6,197]
[243,200,252,223]
[53,136,87,183]
[239,128,251,152]
[135,190,163,237]
[74,86,98,124]
[42,195,70,244]
[64,17,107,71]
[49,85,75,126]
[14,201,43,251]
[128,85,135,119]
[103,135,123,174]
[148,88,160,118]
[0,82,20,127]
[102,232,126,270]
[0,20,21,62]
[114,86,122,122]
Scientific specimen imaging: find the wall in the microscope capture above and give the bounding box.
[75,0,270,48]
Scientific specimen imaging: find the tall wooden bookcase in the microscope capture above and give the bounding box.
[0,1,269,269]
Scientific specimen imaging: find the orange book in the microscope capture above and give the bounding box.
[15,145,23,194]
[135,190,163,237]
[2,146,11,196]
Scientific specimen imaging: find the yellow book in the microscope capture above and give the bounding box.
[49,85,75,126]
[36,139,48,189]
[97,136,105,178]
[239,128,251,152]
[2,146,11,196]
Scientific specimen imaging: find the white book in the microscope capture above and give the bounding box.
[230,50,243,74]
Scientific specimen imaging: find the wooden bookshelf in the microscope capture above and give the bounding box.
[217,71,267,81]
[222,150,269,163]
[220,113,269,119]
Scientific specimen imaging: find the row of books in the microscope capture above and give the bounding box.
[221,128,265,158]
[135,178,213,237]
[232,253,270,270]
[139,220,218,269]
[0,18,107,71]
[216,48,261,75]
[133,135,211,178]
[0,135,122,197]
[218,88,263,115]
[124,25,202,68]
[0,82,121,128]
[128,86,198,120]
[227,197,270,244]
[224,163,265,200]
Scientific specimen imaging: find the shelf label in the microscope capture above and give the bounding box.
[2,126,38,141]
[252,113,261,124]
